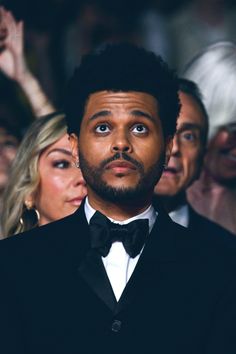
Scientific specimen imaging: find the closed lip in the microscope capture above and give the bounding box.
[105,160,136,170]
[163,165,181,174]
[67,197,84,205]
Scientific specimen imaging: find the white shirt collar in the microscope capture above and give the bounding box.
[169,204,189,228]
[84,197,157,233]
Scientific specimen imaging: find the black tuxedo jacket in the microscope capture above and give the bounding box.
[0,204,236,354]
[188,204,235,237]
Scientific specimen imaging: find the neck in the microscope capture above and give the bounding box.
[154,191,187,213]
[87,190,153,221]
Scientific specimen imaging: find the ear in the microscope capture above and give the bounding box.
[69,133,79,165]
[164,135,173,166]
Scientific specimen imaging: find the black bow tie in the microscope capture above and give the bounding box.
[89,211,149,258]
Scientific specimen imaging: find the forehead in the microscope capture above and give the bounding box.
[40,134,70,158]
[49,134,70,149]
[83,90,159,116]
[178,92,206,128]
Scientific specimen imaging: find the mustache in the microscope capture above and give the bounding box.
[100,152,144,171]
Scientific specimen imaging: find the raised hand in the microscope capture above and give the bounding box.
[0,6,27,82]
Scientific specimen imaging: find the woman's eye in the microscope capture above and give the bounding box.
[95,124,110,134]
[53,160,71,169]
[132,124,148,134]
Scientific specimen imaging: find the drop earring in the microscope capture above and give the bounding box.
[19,200,40,229]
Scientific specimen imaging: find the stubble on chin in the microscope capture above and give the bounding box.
[79,151,165,204]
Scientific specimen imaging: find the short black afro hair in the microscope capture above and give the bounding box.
[65,42,180,138]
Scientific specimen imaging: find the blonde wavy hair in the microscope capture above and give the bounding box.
[1,112,67,237]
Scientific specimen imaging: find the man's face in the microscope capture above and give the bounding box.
[155,92,206,197]
[72,90,172,204]
[204,123,236,187]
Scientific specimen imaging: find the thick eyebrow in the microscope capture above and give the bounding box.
[46,148,72,157]
[130,110,156,123]
[177,122,203,133]
[88,109,156,123]
[89,110,111,121]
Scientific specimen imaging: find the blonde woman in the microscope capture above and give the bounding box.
[1,112,87,237]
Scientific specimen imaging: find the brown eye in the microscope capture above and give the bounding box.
[182,132,195,141]
[178,130,198,144]
[132,124,148,134]
[52,160,71,169]
[95,124,110,134]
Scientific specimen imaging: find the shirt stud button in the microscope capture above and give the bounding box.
[111,319,122,332]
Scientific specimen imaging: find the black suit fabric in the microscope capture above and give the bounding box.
[188,204,236,238]
[0,205,236,354]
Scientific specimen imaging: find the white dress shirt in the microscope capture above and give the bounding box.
[84,197,157,301]
[169,204,189,228]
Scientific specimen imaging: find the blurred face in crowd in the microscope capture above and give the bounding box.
[155,92,206,197]
[32,134,87,225]
[71,91,172,207]
[0,127,19,192]
[204,123,236,187]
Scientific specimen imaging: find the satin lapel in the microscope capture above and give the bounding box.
[55,203,117,312]
[78,249,117,312]
[115,207,178,315]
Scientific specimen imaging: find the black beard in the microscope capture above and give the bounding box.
[79,151,165,205]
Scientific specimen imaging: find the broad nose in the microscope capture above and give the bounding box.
[111,129,132,153]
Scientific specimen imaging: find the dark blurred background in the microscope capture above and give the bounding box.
[1,0,236,132]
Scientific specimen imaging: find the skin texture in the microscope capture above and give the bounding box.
[0,6,25,81]
[154,92,206,205]
[204,125,236,185]
[31,134,87,226]
[187,123,236,234]
[0,6,54,117]
[0,127,19,192]
[70,90,173,221]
